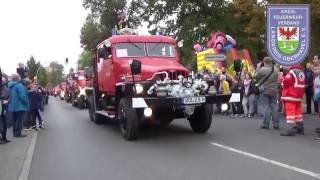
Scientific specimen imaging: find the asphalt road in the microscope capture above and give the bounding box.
[28,98,320,180]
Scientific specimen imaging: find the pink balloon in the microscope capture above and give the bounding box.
[193,44,203,52]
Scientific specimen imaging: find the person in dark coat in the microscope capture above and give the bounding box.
[305,63,317,114]
[1,75,11,143]
[28,85,44,129]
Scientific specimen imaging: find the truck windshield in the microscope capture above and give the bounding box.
[147,43,175,57]
[116,43,145,57]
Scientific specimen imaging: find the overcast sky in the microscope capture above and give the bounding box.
[0,0,88,75]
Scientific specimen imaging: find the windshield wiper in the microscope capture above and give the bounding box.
[127,39,142,50]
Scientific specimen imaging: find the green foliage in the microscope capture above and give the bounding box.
[37,66,48,87]
[26,56,49,87]
[78,50,93,69]
[139,0,267,66]
[48,62,64,87]
[80,0,144,51]
[80,14,105,51]
[79,0,320,67]
[26,56,40,81]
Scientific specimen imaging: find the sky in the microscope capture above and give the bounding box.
[0,0,88,75]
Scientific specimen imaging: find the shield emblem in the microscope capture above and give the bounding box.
[277,27,299,55]
[266,5,310,66]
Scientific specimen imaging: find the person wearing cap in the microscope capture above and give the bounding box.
[254,57,279,129]
[280,64,305,136]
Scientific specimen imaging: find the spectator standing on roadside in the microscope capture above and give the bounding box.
[28,85,44,129]
[305,62,317,114]
[254,57,280,129]
[219,74,231,95]
[16,63,28,80]
[241,73,255,118]
[1,74,11,143]
[0,68,4,144]
[8,74,29,137]
[312,55,320,114]
[313,62,320,139]
[230,74,243,117]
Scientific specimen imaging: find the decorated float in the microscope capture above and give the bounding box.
[194,31,253,77]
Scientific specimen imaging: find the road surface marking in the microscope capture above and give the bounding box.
[211,142,320,179]
[18,131,38,180]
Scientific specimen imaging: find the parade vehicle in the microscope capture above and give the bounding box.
[59,82,66,100]
[64,77,72,103]
[69,70,89,109]
[194,31,253,76]
[52,86,60,97]
[85,29,231,140]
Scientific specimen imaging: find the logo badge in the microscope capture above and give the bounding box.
[267,5,310,66]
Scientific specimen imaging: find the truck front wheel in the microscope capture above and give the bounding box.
[188,104,213,133]
[118,98,139,140]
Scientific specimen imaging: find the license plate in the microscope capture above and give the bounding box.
[182,96,206,105]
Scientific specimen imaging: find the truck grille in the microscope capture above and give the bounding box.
[157,70,188,80]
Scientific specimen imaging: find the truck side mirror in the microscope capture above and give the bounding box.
[130,60,141,75]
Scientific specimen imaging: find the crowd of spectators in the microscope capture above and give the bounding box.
[0,63,49,144]
[200,55,320,138]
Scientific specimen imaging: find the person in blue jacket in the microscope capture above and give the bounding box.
[8,74,29,137]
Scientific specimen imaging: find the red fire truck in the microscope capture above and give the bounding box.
[70,70,88,109]
[85,32,231,140]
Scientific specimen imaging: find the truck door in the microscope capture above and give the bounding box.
[103,53,115,95]
[100,45,116,95]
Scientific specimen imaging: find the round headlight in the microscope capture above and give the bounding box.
[144,108,152,117]
[135,84,144,94]
[221,103,229,112]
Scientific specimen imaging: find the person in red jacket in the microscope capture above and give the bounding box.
[280,64,305,136]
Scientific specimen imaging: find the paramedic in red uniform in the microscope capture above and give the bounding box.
[280,64,305,136]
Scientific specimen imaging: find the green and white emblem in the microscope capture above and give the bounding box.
[277,27,299,55]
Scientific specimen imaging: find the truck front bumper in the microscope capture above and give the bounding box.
[132,94,231,109]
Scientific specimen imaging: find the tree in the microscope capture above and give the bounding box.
[48,62,64,87]
[37,66,48,87]
[80,14,105,51]
[139,0,234,67]
[78,50,93,69]
[26,56,40,81]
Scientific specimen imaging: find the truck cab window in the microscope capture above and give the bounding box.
[147,43,175,57]
[116,43,145,57]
